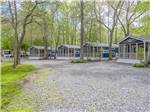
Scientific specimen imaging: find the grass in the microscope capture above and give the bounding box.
[71,59,99,63]
[71,59,87,63]
[48,92,64,103]
[132,63,144,68]
[1,62,35,109]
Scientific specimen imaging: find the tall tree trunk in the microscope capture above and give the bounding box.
[80,0,84,60]
[43,36,48,59]
[126,23,130,36]
[145,45,150,67]
[13,43,20,68]
[109,31,113,60]
[99,23,102,43]
[43,23,48,59]
[13,18,20,68]
[54,45,57,59]
[74,24,77,45]
[115,27,117,43]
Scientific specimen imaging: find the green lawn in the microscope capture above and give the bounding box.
[1,62,35,109]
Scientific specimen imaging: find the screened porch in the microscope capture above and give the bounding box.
[119,36,150,61]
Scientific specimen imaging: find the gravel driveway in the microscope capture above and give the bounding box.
[7,60,150,112]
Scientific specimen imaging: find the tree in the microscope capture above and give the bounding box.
[33,3,52,59]
[94,1,124,60]
[80,0,84,60]
[118,1,150,36]
[1,22,13,50]
[34,19,49,59]
[7,1,40,68]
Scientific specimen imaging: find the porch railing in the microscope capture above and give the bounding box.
[119,52,144,60]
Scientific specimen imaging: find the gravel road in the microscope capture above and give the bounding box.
[7,60,150,112]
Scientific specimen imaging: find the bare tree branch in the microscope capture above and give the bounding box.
[8,1,15,28]
[129,11,146,24]
[93,1,111,31]
[20,2,39,45]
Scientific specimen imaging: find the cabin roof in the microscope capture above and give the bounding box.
[30,46,54,50]
[84,42,118,48]
[118,36,150,44]
[58,44,80,49]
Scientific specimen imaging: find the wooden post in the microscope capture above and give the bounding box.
[144,42,146,61]
[64,48,66,57]
[38,49,40,57]
[118,45,120,58]
[101,47,103,59]
[97,46,98,58]
[60,48,61,56]
[136,43,138,60]
[64,48,65,57]
[129,44,132,59]
[62,48,64,57]
[123,45,125,58]
[97,47,98,57]
[86,46,88,58]
[61,48,62,56]
[73,48,75,57]
[148,43,150,55]
[93,46,94,57]
[68,47,69,57]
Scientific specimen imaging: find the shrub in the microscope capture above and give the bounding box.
[132,63,144,68]
[71,60,86,63]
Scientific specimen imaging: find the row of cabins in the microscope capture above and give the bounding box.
[2,36,150,64]
[28,36,150,63]
[29,43,118,60]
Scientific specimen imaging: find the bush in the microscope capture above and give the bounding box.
[132,63,144,68]
[71,59,86,63]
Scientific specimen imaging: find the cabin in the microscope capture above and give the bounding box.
[117,36,150,64]
[83,42,119,60]
[20,51,28,57]
[57,44,80,57]
[2,50,13,58]
[28,46,55,59]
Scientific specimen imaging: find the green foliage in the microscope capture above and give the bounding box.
[132,63,144,68]
[136,2,150,12]
[132,15,150,36]
[1,1,150,50]
[132,2,150,37]
[1,62,35,109]
[1,23,13,50]
[21,43,29,52]
[71,59,86,63]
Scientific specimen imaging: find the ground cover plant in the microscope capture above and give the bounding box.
[1,62,35,109]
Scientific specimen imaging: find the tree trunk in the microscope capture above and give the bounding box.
[109,30,114,60]
[125,23,130,37]
[54,46,57,59]
[144,46,150,67]
[80,0,84,60]
[13,44,20,68]
[42,22,49,59]
[43,41,48,59]
[115,27,117,43]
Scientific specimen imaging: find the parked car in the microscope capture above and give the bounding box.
[2,50,13,58]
